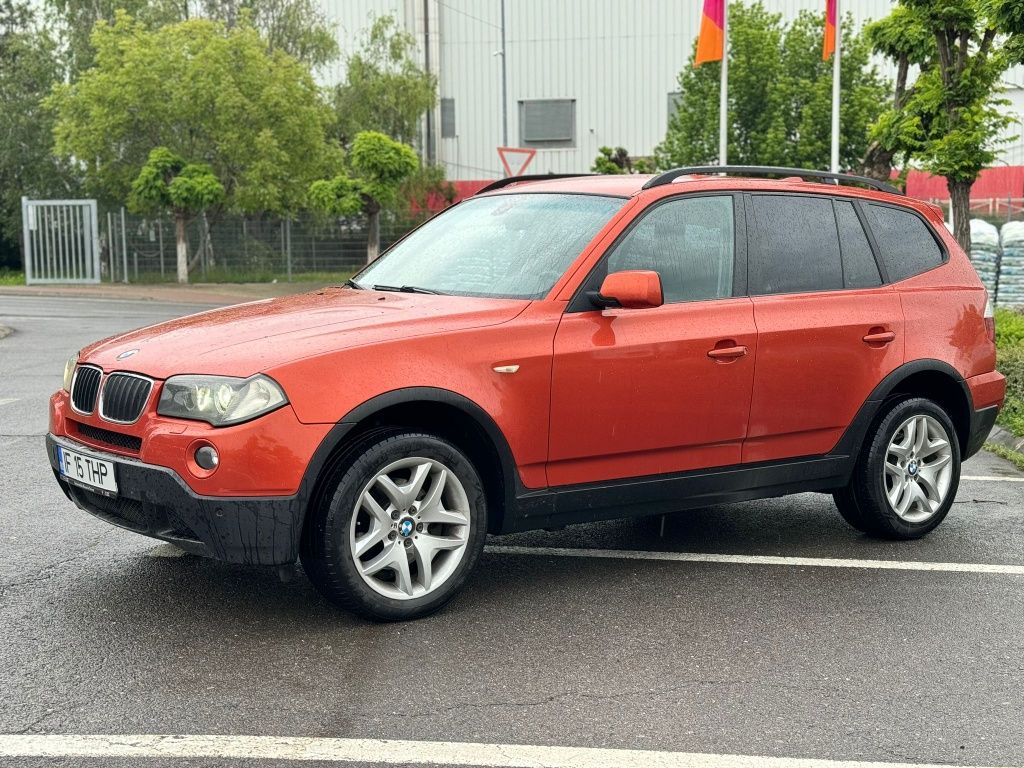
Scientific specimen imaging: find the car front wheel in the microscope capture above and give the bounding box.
[834,397,960,539]
[301,430,488,621]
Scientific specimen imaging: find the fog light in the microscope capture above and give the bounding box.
[194,445,219,470]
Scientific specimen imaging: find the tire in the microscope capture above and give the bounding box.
[833,397,961,539]
[301,430,488,621]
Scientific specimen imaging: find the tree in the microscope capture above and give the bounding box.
[656,2,888,172]
[0,0,77,268]
[310,131,419,264]
[47,0,338,77]
[591,146,654,174]
[129,148,224,283]
[49,12,338,219]
[196,0,338,68]
[861,6,935,184]
[332,15,436,147]
[866,1,1024,254]
[44,0,182,77]
[401,164,457,211]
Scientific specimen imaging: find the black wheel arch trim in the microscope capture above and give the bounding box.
[829,359,973,459]
[296,387,521,534]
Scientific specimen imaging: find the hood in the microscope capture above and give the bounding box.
[81,287,530,379]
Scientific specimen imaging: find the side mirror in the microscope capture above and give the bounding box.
[591,270,664,310]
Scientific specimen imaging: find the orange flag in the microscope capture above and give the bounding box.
[695,0,725,66]
[823,0,837,60]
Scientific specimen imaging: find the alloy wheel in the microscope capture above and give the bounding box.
[349,456,471,600]
[882,414,954,523]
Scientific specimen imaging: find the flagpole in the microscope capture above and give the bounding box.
[719,0,728,166]
[829,0,841,173]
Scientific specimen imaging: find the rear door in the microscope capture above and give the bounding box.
[547,193,757,486]
[743,193,905,463]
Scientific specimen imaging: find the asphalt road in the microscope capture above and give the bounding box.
[2,294,1024,768]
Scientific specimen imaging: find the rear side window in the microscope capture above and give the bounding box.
[835,201,882,289]
[865,204,944,282]
[748,195,842,295]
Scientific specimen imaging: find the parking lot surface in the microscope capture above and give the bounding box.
[2,294,1023,767]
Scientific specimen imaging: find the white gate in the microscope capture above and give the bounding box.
[21,198,102,284]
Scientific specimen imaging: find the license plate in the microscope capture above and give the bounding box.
[56,445,118,495]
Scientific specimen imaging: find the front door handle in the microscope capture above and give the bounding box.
[707,345,748,360]
[862,330,896,345]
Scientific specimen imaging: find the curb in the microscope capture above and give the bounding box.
[986,424,1024,455]
[0,282,328,306]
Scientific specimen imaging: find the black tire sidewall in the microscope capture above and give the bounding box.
[311,432,488,621]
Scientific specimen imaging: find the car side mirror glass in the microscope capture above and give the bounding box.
[590,270,664,310]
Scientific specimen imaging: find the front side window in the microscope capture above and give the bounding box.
[606,195,736,304]
[748,194,843,296]
[354,194,625,300]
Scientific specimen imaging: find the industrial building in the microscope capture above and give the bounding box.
[319,0,1024,182]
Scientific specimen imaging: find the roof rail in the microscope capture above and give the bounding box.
[641,165,903,196]
[475,173,597,195]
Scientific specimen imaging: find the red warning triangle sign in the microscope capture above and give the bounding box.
[497,147,537,177]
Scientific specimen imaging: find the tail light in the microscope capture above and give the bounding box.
[984,293,995,343]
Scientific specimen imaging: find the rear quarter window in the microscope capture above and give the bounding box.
[865,204,944,282]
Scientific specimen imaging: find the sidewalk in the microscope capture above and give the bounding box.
[0,280,338,306]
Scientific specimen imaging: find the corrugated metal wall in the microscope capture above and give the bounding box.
[320,0,1024,179]
[318,0,408,85]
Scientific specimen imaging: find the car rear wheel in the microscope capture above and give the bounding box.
[834,397,960,539]
[301,430,488,621]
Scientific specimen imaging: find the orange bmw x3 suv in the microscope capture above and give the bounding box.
[49,166,1005,620]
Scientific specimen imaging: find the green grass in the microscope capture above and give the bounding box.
[996,307,1024,437]
[0,269,25,286]
[985,441,1024,471]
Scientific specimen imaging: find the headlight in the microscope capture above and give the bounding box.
[157,374,288,426]
[63,352,79,392]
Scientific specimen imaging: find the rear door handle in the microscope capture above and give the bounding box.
[862,331,896,345]
[707,345,748,360]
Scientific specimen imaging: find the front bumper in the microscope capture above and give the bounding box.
[47,434,304,565]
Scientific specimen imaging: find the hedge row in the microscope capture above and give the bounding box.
[996,308,1024,437]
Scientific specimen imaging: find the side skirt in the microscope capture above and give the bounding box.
[502,454,853,533]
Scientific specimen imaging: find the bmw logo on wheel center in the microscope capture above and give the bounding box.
[399,518,415,537]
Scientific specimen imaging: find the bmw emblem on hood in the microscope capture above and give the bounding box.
[117,349,139,360]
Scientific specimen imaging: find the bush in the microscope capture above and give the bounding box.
[996,308,1024,436]
[996,307,1024,348]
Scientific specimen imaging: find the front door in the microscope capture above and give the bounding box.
[547,194,757,486]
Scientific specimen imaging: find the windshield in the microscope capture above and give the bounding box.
[352,193,627,299]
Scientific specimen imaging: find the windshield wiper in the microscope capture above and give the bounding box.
[343,279,363,289]
[372,284,446,295]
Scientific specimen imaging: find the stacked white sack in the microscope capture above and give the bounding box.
[999,220,1024,307]
[970,219,1000,295]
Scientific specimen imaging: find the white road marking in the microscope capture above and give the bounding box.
[0,397,19,407]
[962,475,1024,483]
[0,734,1019,768]
[486,545,1024,575]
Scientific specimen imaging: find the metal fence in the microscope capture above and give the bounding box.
[22,198,102,284]
[100,209,430,283]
